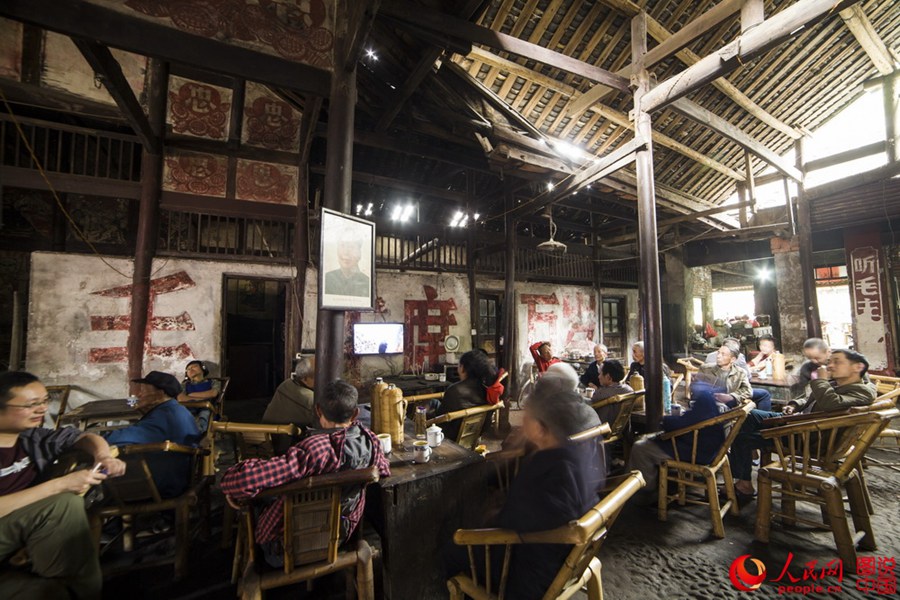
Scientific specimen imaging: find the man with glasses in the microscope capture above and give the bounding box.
[0,371,125,599]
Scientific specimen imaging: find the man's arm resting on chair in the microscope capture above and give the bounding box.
[72,432,126,477]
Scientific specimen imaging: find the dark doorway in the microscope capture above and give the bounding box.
[475,291,502,366]
[602,297,627,360]
[223,276,288,401]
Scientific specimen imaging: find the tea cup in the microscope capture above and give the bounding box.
[413,440,432,463]
[376,433,392,455]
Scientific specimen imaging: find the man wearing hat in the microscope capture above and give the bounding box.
[103,371,200,498]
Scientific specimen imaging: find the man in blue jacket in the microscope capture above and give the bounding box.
[103,371,200,498]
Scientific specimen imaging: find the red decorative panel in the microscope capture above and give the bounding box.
[404,285,458,372]
[235,159,298,205]
[163,151,228,197]
[125,0,334,70]
[243,82,300,150]
[168,77,231,139]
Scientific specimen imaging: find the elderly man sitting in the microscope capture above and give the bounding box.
[698,341,752,408]
[103,371,201,499]
[730,348,875,498]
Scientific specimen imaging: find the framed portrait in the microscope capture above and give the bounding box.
[319,208,376,310]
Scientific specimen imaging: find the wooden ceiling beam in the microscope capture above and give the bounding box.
[642,0,859,113]
[838,5,897,76]
[598,200,753,245]
[586,0,801,140]
[460,47,745,181]
[309,165,467,203]
[670,98,803,181]
[380,0,630,92]
[71,39,159,153]
[0,0,331,97]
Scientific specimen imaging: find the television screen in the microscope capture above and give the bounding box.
[353,323,404,355]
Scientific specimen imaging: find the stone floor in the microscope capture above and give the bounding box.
[98,398,900,600]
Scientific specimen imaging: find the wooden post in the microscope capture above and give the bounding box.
[632,12,663,432]
[501,188,517,427]
[466,170,477,353]
[315,7,358,391]
[591,214,604,346]
[736,182,749,228]
[794,138,822,338]
[126,58,167,381]
[783,176,796,236]
[885,72,899,164]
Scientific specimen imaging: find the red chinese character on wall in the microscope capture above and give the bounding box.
[89,271,197,362]
[404,285,457,372]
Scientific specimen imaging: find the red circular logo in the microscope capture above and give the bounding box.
[729,555,767,592]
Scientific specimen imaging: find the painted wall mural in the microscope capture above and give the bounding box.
[89,271,197,363]
[235,159,298,205]
[404,285,459,372]
[163,150,228,197]
[243,82,300,151]
[124,0,334,71]
[168,76,232,140]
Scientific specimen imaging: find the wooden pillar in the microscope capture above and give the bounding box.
[632,12,663,431]
[885,72,899,164]
[466,171,477,352]
[794,138,822,338]
[501,188,517,427]
[315,17,358,391]
[126,59,167,380]
[591,215,604,345]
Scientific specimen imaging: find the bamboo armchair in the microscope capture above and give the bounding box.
[89,441,210,580]
[864,380,900,473]
[45,384,72,429]
[233,466,381,600]
[428,402,504,451]
[182,376,231,419]
[657,403,753,539]
[755,408,899,566]
[676,357,704,399]
[590,391,644,463]
[446,470,645,600]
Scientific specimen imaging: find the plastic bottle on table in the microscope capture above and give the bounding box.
[663,375,672,414]
[414,405,427,440]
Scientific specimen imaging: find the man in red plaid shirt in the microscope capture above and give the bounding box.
[221,379,390,566]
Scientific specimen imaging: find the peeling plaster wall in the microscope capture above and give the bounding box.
[27,252,301,407]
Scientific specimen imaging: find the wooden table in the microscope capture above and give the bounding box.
[57,398,141,430]
[750,375,792,404]
[365,417,486,599]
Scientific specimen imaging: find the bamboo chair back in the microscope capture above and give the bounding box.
[428,402,503,450]
[761,409,899,480]
[234,467,380,593]
[205,421,300,476]
[104,441,207,506]
[659,403,752,466]
[868,374,900,397]
[590,391,644,443]
[448,471,645,600]
[676,358,703,399]
[46,384,72,429]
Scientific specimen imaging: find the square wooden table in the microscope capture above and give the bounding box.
[57,398,141,430]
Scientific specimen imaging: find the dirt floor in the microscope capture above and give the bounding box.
[99,398,900,600]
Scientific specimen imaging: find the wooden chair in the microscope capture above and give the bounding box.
[676,358,704,400]
[864,381,900,473]
[446,470,645,600]
[46,384,72,429]
[233,467,381,600]
[206,421,301,548]
[590,391,645,463]
[755,408,899,566]
[657,403,753,539]
[89,441,210,580]
[427,402,504,451]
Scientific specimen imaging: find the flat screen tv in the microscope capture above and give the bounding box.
[353,323,404,355]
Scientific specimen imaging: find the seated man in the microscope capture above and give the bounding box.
[262,356,316,454]
[731,348,875,498]
[590,359,633,424]
[699,338,772,410]
[221,380,391,567]
[698,342,752,407]
[748,335,777,373]
[103,371,201,499]
[444,388,603,600]
[788,337,831,400]
[529,341,560,374]
[434,351,504,442]
[579,344,608,389]
[177,360,218,434]
[627,384,731,503]
[0,371,125,599]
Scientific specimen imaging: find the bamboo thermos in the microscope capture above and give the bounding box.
[371,377,388,434]
[772,352,786,380]
[379,384,407,445]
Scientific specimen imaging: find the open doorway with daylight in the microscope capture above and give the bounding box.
[223,276,288,402]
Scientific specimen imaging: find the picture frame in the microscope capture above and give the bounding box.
[319,207,376,310]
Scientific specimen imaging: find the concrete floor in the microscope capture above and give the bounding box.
[99,399,900,600]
